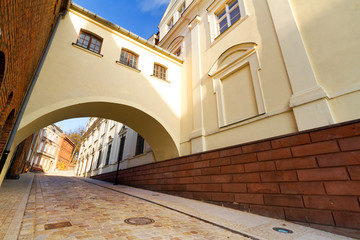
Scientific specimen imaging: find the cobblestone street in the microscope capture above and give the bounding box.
[18,175,250,240]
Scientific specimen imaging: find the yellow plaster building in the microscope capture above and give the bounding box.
[158,0,360,154]
[1,0,360,185]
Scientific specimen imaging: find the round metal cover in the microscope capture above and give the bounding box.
[124,217,155,225]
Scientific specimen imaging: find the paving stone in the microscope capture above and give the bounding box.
[17,174,249,239]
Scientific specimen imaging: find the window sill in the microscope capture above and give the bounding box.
[72,43,103,58]
[150,75,170,83]
[115,61,141,72]
[211,15,249,47]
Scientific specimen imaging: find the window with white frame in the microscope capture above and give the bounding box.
[217,0,240,34]
[178,2,186,16]
[168,36,184,58]
[119,49,139,69]
[153,63,167,80]
[208,0,246,41]
[208,43,265,127]
[167,18,174,31]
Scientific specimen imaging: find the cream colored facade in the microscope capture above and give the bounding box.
[158,0,360,153]
[75,118,153,177]
[1,0,360,184]
[28,125,63,172]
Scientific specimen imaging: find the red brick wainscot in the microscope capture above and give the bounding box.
[92,120,360,237]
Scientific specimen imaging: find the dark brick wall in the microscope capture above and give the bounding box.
[6,134,34,178]
[93,120,360,236]
[0,0,68,158]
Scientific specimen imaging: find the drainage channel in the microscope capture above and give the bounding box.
[81,179,261,240]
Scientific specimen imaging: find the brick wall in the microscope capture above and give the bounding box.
[0,0,68,158]
[57,135,74,170]
[93,120,360,236]
[6,134,34,178]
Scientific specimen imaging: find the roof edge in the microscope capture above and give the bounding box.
[70,3,183,64]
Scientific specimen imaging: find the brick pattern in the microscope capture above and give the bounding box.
[93,120,360,232]
[0,0,68,158]
[6,134,34,179]
[56,135,75,170]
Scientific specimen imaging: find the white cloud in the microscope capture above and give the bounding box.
[139,0,171,12]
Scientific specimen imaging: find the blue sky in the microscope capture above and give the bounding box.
[56,0,170,132]
[72,0,170,39]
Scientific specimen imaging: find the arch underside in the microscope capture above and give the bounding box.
[15,101,180,161]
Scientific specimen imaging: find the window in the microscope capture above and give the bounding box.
[168,36,184,58]
[105,144,112,165]
[119,49,138,69]
[178,3,186,16]
[208,43,265,127]
[96,151,102,168]
[174,47,181,57]
[117,136,126,162]
[167,18,174,31]
[135,134,144,156]
[153,64,167,80]
[76,30,102,54]
[208,0,246,41]
[217,0,241,35]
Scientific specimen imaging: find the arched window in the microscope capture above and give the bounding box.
[0,51,5,86]
[153,63,167,81]
[208,43,265,127]
[119,49,139,69]
[168,36,184,57]
[75,30,103,54]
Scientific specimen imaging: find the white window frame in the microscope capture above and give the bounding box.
[208,44,265,127]
[167,17,174,31]
[178,2,186,16]
[168,36,184,58]
[207,0,247,42]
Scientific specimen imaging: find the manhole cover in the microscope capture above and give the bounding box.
[44,221,72,230]
[124,217,155,225]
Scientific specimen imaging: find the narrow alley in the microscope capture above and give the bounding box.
[0,172,352,240]
[17,174,250,240]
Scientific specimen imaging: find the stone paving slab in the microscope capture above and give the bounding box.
[18,174,252,239]
[0,173,34,240]
[83,178,354,240]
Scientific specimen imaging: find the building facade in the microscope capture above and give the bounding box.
[0,0,69,180]
[57,135,75,170]
[28,125,63,172]
[1,0,360,234]
[156,0,360,154]
[75,118,153,177]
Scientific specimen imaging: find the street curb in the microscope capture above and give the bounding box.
[4,173,34,240]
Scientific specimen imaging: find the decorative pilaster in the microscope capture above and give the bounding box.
[188,16,206,153]
[267,0,334,130]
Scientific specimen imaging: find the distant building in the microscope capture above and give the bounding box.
[28,125,63,172]
[75,118,153,177]
[26,125,74,172]
[57,135,75,170]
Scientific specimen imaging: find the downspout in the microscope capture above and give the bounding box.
[0,9,68,173]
